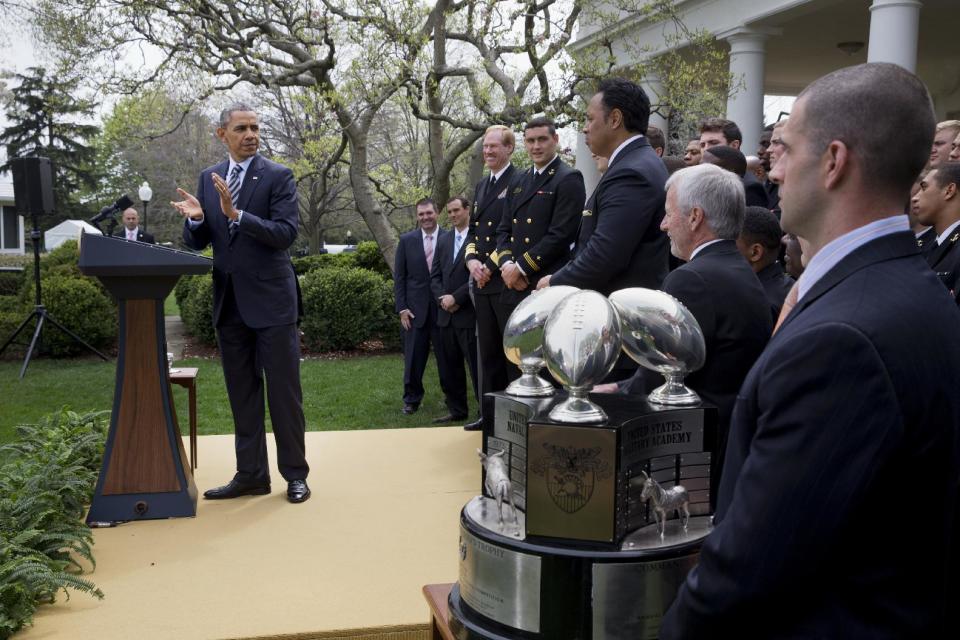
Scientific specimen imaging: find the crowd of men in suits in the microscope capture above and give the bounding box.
[394,65,960,636]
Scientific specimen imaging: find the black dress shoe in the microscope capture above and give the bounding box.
[203,479,271,500]
[432,413,469,424]
[287,479,311,503]
[463,418,483,431]
[402,403,419,415]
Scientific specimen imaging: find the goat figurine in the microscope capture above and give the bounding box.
[478,448,519,526]
[640,470,690,538]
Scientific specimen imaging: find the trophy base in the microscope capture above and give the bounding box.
[450,498,709,640]
[548,396,607,424]
[647,383,701,406]
[505,374,555,398]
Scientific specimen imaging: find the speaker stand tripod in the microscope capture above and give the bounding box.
[0,222,109,379]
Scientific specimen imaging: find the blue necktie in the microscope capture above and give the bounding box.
[453,233,463,263]
[227,164,242,235]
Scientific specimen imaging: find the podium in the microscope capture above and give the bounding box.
[79,233,212,523]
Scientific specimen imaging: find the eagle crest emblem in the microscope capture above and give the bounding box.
[531,443,612,514]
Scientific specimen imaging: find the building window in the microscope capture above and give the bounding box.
[0,206,24,252]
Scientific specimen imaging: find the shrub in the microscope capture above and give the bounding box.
[292,252,357,275]
[353,241,392,278]
[0,409,109,638]
[174,274,199,315]
[35,275,116,357]
[0,270,23,297]
[179,276,216,346]
[300,267,396,351]
[371,276,401,351]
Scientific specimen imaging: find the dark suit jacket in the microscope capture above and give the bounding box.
[495,156,585,300]
[662,232,960,639]
[115,229,156,244]
[622,241,771,442]
[551,137,669,294]
[917,226,938,258]
[394,228,439,330]
[182,154,299,328]
[756,260,794,318]
[465,165,522,295]
[926,226,960,302]
[742,172,770,208]
[430,227,475,329]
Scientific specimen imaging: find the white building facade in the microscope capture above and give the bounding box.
[571,0,958,190]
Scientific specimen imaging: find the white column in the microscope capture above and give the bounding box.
[719,27,779,157]
[640,74,668,137]
[575,131,600,197]
[867,0,922,73]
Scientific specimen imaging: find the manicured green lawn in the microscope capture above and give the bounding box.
[163,291,179,316]
[0,353,475,445]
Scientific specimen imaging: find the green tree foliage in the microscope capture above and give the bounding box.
[0,67,100,223]
[94,89,224,244]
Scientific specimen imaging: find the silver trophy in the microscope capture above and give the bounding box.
[542,290,622,423]
[503,286,580,397]
[608,288,705,406]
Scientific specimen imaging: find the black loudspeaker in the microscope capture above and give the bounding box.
[11,156,55,216]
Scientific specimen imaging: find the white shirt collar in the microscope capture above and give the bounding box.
[936,219,960,245]
[533,155,558,175]
[421,227,437,241]
[126,227,139,237]
[689,238,724,261]
[608,135,645,166]
[797,215,909,301]
[915,226,932,238]
[491,163,511,182]
[228,155,255,178]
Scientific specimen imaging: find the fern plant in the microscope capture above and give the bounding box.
[0,409,109,639]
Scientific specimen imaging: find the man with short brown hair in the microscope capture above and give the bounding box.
[930,120,960,169]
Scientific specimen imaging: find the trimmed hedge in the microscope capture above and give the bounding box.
[291,252,356,275]
[0,270,23,297]
[179,275,217,346]
[0,409,108,637]
[37,275,117,357]
[353,241,391,279]
[300,267,397,352]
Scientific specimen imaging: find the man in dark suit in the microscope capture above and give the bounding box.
[172,103,309,504]
[702,145,770,208]
[605,164,771,463]
[495,116,584,311]
[661,63,960,639]
[430,196,478,423]
[913,162,960,302]
[116,208,155,243]
[540,77,669,295]
[463,125,522,431]
[395,198,447,416]
[736,205,794,317]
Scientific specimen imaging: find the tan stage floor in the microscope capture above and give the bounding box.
[22,428,480,640]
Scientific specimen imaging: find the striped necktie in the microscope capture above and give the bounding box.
[227,164,242,235]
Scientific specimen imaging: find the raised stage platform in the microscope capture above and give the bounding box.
[22,428,480,640]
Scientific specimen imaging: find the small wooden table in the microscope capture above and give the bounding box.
[169,367,199,470]
[422,583,456,640]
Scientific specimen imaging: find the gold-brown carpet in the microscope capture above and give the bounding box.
[21,428,480,640]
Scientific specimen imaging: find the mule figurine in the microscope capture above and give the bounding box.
[640,470,690,538]
[478,448,519,526]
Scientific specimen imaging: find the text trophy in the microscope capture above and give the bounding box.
[609,288,706,405]
[502,285,579,397]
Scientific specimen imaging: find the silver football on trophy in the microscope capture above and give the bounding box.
[608,288,705,406]
[503,286,580,397]
[542,290,622,423]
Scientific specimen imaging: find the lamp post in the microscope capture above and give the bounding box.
[138,181,153,232]
[346,230,353,245]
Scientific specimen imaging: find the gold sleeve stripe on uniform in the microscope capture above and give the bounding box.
[523,252,540,272]
[490,250,500,264]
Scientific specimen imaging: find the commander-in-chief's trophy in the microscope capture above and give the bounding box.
[448,288,720,640]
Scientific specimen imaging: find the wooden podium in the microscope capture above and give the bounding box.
[79,233,212,523]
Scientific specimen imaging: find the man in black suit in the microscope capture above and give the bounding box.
[702,145,770,208]
[395,198,447,416]
[116,208,155,243]
[662,63,960,639]
[173,103,309,504]
[496,116,584,311]
[736,205,794,317]
[604,164,771,458]
[913,162,960,302]
[540,78,669,295]
[430,196,478,423]
[463,125,522,431]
